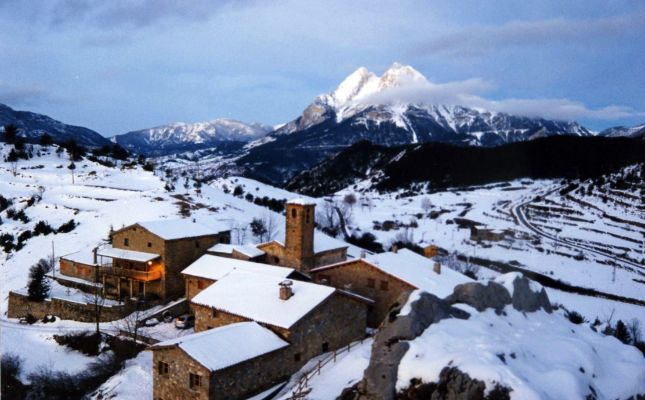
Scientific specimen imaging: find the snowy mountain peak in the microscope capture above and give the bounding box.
[331,67,377,106]
[377,63,427,91]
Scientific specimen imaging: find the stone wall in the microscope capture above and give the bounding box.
[7,291,133,322]
[285,203,315,270]
[60,258,96,282]
[313,248,347,268]
[312,260,415,327]
[191,303,249,332]
[153,347,211,400]
[184,276,216,301]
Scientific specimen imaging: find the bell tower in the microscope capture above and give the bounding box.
[285,198,315,271]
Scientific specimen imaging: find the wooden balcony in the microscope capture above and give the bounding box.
[99,265,162,282]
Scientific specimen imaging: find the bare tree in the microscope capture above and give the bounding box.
[343,193,357,210]
[316,200,339,236]
[264,213,279,242]
[628,318,642,344]
[116,299,148,344]
[230,221,248,245]
[250,213,279,243]
[421,197,433,215]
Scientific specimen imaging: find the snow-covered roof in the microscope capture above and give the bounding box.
[181,254,294,281]
[97,246,159,263]
[313,249,472,298]
[287,197,316,206]
[314,234,349,254]
[208,243,265,258]
[153,322,289,372]
[60,250,97,265]
[135,219,229,240]
[191,270,335,329]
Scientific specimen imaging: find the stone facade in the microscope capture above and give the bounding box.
[60,258,96,281]
[184,276,216,301]
[311,260,416,328]
[153,343,292,400]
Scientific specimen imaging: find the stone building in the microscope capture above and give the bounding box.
[310,248,472,327]
[153,269,371,399]
[181,254,304,301]
[470,226,511,242]
[258,198,348,273]
[59,219,230,300]
[152,322,291,400]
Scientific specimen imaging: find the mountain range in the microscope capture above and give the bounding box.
[0,103,110,147]
[111,120,273,156]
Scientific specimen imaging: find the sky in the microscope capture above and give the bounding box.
[1,0,644,135]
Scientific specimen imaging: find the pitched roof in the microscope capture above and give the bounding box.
[135,219,229,240]
[208,243,265,258]
[96,246,159,263]
[191,270,335,329]
[181,254,294,281]
[312,249,473,298]
[152,322,289,372]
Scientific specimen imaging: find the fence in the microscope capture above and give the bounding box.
[286,338,366,399]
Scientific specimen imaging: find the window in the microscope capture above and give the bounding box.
[212,309,218,318]
[294,353,301,362]
[291,208,297,218]
[157,361,169,375]
[367,278,375,288]
[197,280,205,289]
[147,242,152,248]
[195,241,200,248]
[305,209,310,223]
[322,342,329,352]
[123,238,129,247]
[189,373,202,389]
[380,280,389,291]
[274,256,280,264]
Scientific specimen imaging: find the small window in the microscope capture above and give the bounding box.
[189,373,202,389]
[147,242,152,248]
[197,280,205,289]
[380,280,389,291]
[123,238,129,247]
[291,208,297,218]
[195,241,200,248]
[158,361,169,375]
[367,278,375,288]
[212,309,218,318]
[294,353,301,362]
[305,209,310,223]
[322,342,329,352]
[274,256,280,264]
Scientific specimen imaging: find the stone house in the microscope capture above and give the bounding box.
[470,226,511,242]
[310,248,472,327]
[181,254,305,300]
[152,322,291,400]
[59,219,230,301]
[258,198,348,273]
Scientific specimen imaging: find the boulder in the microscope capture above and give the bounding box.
[354,291,469,400]
[509,275,552,313]
[444,281,511,313]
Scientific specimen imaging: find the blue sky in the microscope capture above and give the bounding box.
[1,0,643,135]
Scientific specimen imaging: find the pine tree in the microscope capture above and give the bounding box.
[3,124,18,144]
[614,320,632,344]
[27,259,51,301]
[39,133,54,146]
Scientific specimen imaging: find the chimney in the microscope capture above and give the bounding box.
[279,280,294,300]
[433,262,441,275]
[391,245,398,254]
[92,247,98,265]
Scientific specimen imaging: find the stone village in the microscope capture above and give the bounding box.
[7,198,472,400]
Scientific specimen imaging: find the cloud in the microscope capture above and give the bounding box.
[354,76,644,121]
[418,13,645,56]
[0,82,53,107]
[6,0,250,30]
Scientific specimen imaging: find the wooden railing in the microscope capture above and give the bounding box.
[286,338,366,399]
[99,266,162,281]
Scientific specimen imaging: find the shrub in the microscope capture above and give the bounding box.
[564,309,586,325]
[233,185,244,197]
[143,162,154,172]
[27,259,51,301]
[1,353,27,399]
[56,219,77,233]
[346,232,384,253]
[0,195,11,212]
[0,233,15,253]
[54,331,102,356]
[34,220,54,235]
[614,320,632,344]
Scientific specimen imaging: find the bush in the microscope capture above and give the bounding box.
[564,309,586,324]
[54,331,102,356]
[346,232,384,253]
[27,259,51,301]
[614,320,632,344]
[0,194,11,212]
[1,353,27,399]
[33,220,54,236]
[0,233,15,253]
[56,219,77,233]
[233,185,244,197]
